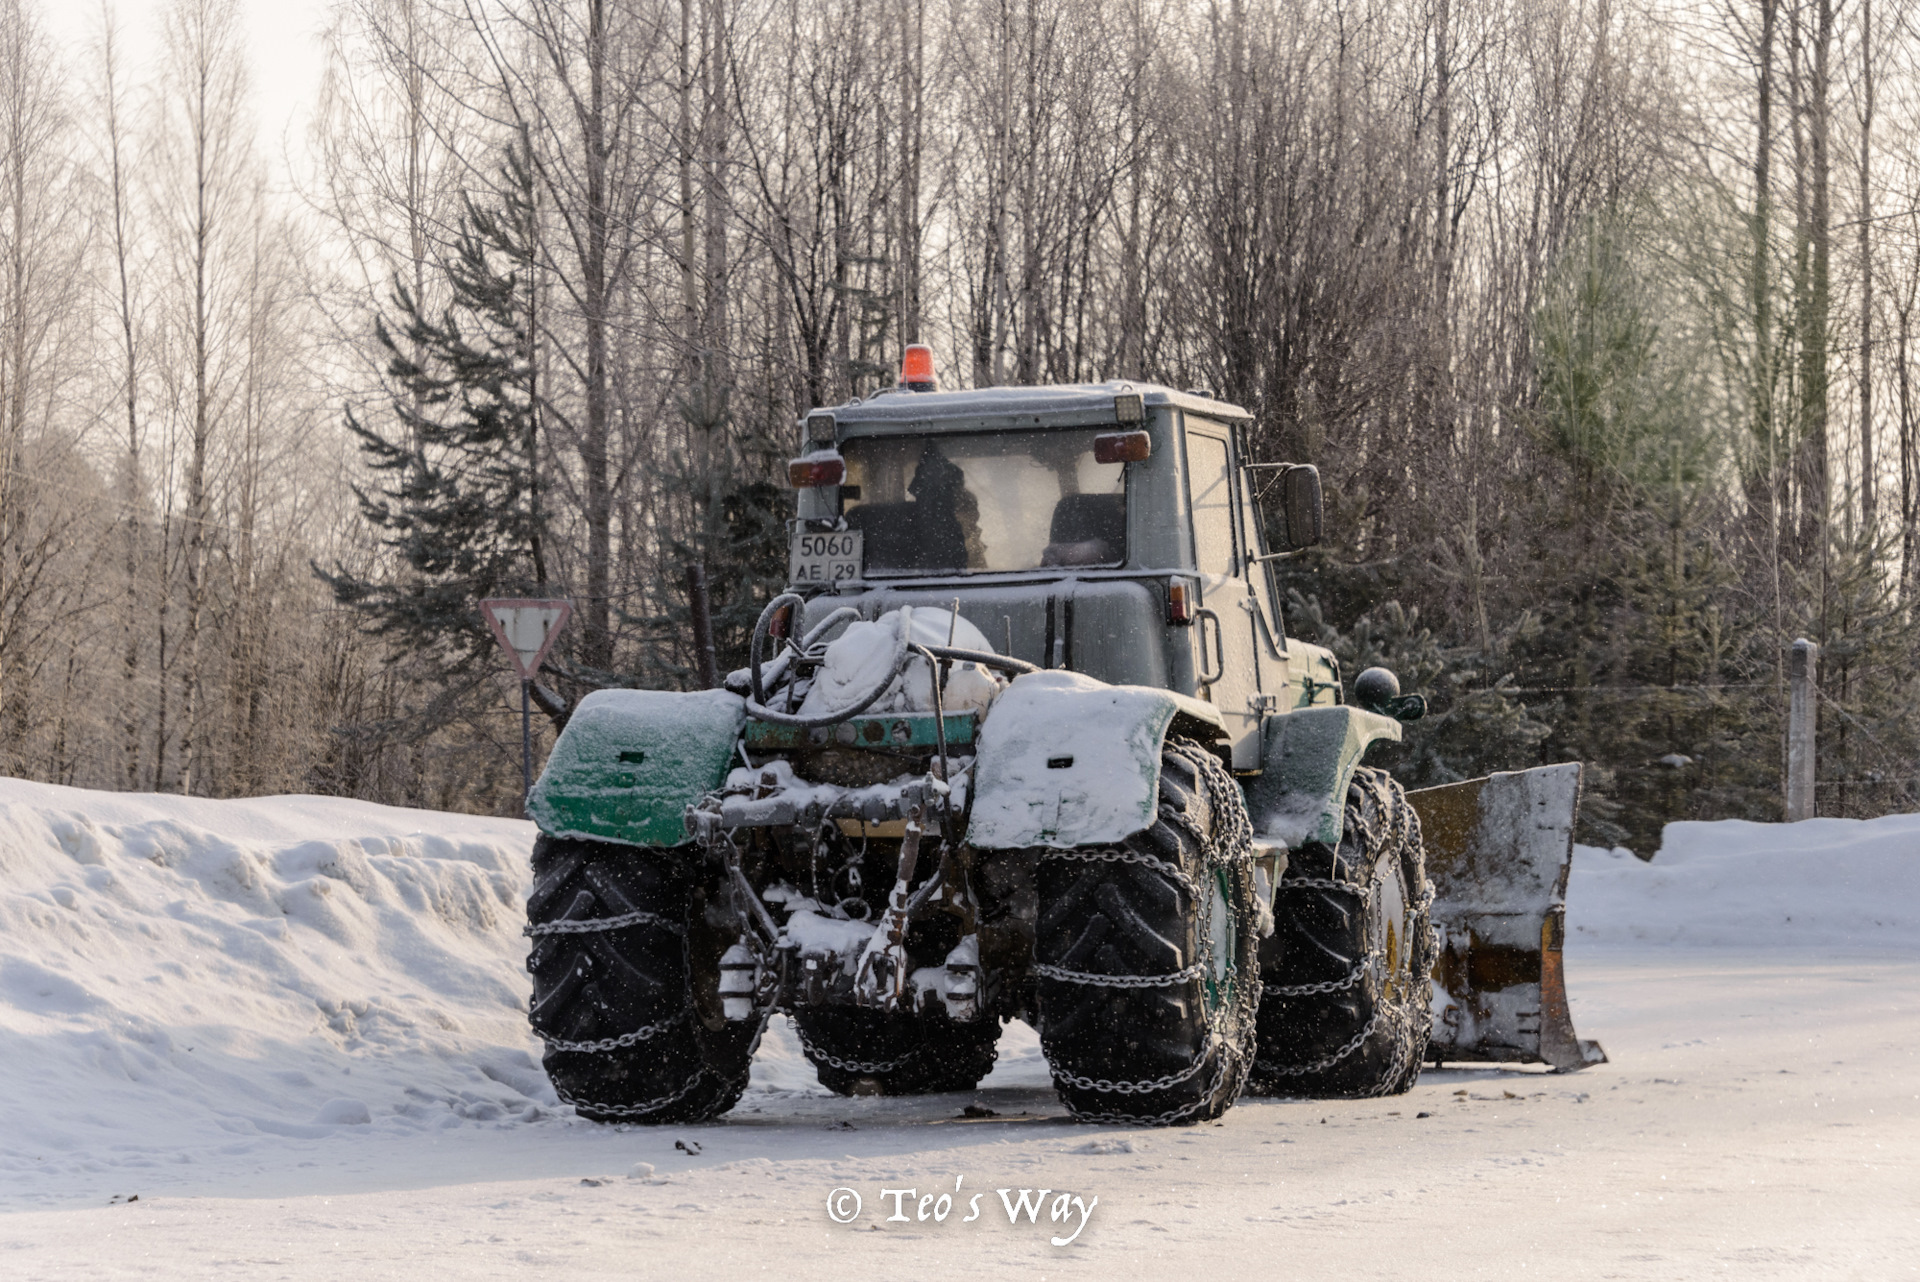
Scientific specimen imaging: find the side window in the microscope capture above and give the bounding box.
[1187,432,1236,576]
[1238,460,1284,649]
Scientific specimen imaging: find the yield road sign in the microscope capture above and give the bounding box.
[481,598,572,681]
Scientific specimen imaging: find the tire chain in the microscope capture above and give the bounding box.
[1039,741,1261,1122]
[554,1067,711,1119]
[1047,1038,1215,1096]
[523,908,685,938]
[536,1008,690,1055]
[1254,767,1431,1089]
[1060,1037,1255,1127]
[1263,949,1378,998]
[1280,874,1375,897]
[794,1020,921,1077]
[549,1009,766,1121]
[1029,959,1208,989]
[1351,769,1435,1100]
[1039,844,1200,898]
[1253,1009,1382,1084]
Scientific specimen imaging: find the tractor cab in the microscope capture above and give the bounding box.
[784,347,1340,769]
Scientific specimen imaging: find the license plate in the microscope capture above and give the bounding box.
[788,529,863,585]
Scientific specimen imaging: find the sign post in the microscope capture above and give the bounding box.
[480,598,573,809]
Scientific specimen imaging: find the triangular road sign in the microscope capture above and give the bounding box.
[480,598,573,681]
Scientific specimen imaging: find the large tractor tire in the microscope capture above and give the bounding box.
[1249,766,1435,1097]
[793,1007,1000,1096]
[525,835,760,1123]
[1032,737,1260,1125]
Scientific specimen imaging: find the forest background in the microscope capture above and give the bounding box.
[1,0,1917,853]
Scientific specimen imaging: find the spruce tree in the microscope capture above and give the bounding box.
[1788,526,1920,818]
[318,143,550,699]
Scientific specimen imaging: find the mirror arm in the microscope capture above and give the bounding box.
[1250,548,1308,564]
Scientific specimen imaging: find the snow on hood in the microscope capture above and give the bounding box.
[798,606,1003,719]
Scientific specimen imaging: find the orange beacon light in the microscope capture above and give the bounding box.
[899,344,937,392]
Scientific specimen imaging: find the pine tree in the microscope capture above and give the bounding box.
[1789,526,1920,818]
[318,143,549,695]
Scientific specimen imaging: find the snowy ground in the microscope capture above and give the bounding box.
[0,778,1913,1278]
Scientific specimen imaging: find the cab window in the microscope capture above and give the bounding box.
[840,430,1126,575]
[1186,431,1237,576]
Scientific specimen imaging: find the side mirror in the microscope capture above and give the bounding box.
[1283,464,1322,549]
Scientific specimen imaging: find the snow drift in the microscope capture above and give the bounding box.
[0,778,553,1190]
[1568,811,1920,952]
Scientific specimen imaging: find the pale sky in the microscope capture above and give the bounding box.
[45,0,334,180]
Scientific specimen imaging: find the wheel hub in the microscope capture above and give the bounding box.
[1369,856,1411,1002]
[1204,869,1234,1011]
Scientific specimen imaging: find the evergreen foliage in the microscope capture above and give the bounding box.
[1285,592,1552,792]
[318,145,547,689]
[1784,527,1920,818]
[1282,207,1826,854]
[1507,212,1780,848]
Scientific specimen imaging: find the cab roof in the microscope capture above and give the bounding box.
[820,381,1252,435]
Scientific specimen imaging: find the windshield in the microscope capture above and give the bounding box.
[840,429,1126,575]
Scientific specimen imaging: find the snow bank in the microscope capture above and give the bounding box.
[1568,811,1920,952]
[0,777,553,1191]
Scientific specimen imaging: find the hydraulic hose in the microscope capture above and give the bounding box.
[748,598,866,706]
[748,593,805,707]
[745,604,914,728]
[919,645,1038,676]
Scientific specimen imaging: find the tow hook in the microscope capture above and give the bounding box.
[852,802,925,1010]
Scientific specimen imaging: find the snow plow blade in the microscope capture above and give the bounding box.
[1407,763,1606,1072]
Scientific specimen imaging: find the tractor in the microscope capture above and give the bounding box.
[521,347,1603,1125]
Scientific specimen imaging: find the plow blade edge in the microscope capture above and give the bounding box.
[1407,763,1606,1072]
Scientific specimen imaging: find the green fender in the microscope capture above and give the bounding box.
[1241,705,1404,849]
[966,671,1224,849]
[527,688,746,847]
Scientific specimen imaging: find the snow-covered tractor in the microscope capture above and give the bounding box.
[522,350,1603,1125]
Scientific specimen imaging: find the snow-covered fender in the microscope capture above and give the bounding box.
[965,671,1224,849]
[527,688,746,847]
[1241,705,1404,849]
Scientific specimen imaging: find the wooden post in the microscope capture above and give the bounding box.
[1786,638,1819,821]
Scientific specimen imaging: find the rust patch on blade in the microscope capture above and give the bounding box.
[1410,765,1603,1069]
[1466,943,1543,991]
